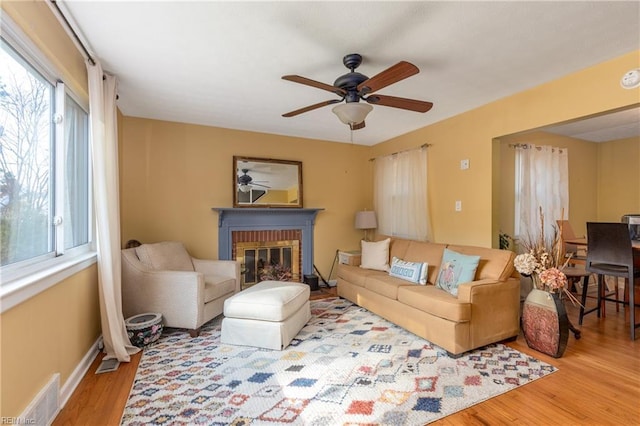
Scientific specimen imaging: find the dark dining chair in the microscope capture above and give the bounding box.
[584,222,640,340]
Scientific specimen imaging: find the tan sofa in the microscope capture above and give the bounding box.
[337,237,520,356]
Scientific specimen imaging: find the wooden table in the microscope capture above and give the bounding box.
[565,237,640,267]
[564,237,640,251]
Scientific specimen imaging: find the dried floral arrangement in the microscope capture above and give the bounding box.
[513,208,580,305]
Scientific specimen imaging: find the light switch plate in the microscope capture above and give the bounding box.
[460,159,469,170]
[455,200,462,211]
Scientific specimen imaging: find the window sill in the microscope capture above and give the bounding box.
[0,252,97,314]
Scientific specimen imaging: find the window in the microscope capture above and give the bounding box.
[513,144,569,245]
[62,93,90,250]
[0,40,54,266]
[373,147,431,241]
[0,31,92,286]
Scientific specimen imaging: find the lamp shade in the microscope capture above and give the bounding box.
[332,103,373,125]
[355,210,377,230]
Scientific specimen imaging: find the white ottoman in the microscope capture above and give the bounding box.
[221,280,311,350]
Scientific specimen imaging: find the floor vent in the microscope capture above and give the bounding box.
[21,373,60,425]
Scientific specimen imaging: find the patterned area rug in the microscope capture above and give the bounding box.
[121,298,556,425]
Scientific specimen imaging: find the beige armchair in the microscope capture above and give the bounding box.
[122,241,241,337]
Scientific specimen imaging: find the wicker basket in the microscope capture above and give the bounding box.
[125,313,163,348]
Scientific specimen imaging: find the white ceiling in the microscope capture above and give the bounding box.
[543,107,640,143]
[59,1,640,146]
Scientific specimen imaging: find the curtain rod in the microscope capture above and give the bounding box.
[508,143,565,153]
[48,1,119,98]
[369,143,431,161]
[49,0,96,66]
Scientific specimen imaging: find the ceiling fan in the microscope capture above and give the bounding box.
[237,169,270,193]
[282,53,433,130]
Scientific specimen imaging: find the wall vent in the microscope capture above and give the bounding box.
[20,373,60,426]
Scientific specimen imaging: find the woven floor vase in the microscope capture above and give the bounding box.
[521,288,569,358]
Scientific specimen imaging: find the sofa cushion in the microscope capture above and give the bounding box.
[397,285,471,322]
[204,275,236,303]
[389,238,411,262]
[435,248,480,296]
[135,241,194,272]
[389,257,428,285]
[403,241,447,284]
[360,238,390,271]
[447,244,515,281]
[364,274,413,300]
[337,264,381,287]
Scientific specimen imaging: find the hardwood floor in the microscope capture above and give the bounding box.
[53,287,639,425]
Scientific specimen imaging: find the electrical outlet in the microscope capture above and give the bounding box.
[455,200,462,211]
[460,159,470,170]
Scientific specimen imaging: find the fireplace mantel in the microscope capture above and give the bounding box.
[212,208,323,277]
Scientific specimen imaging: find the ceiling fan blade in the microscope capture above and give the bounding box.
[366,94,433,113]
[252,183,271,189]
[357,61,419,95]
[350,121,366,130]
[282,99,342,117]
[282,75,346,96]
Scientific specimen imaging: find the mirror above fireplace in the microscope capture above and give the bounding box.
[233,156,303,208]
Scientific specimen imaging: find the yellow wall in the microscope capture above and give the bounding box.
[258,189,289,204]
[0,266,100,417]
[597,136,640,221]
[119,117,372,277]
[287,186,299,203]
[0,1,99,418]
[498,131,599,240]
[370,50,640,247]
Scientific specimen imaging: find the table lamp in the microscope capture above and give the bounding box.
[355,210,377,241]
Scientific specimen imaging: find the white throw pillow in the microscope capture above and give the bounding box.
[360,238,391,271]
[389,256,428,285]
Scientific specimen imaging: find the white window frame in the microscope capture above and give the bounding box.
[0,13,96,313]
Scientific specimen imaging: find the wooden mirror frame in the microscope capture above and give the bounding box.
[233,156,303,208]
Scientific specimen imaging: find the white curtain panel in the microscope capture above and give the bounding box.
[374,155,395,237]
[514,144,569,249]
[87,61,139,361]
[374,147,431,241]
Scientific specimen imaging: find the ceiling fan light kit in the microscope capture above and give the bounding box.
[282,53,433,131]
[332,103,373,126]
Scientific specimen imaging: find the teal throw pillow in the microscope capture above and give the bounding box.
[435,248,481,296]
[389,257,428,285]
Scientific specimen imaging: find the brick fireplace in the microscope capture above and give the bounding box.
[213,208,323,285]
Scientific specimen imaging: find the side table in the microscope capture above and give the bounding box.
[338,250,361,266]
